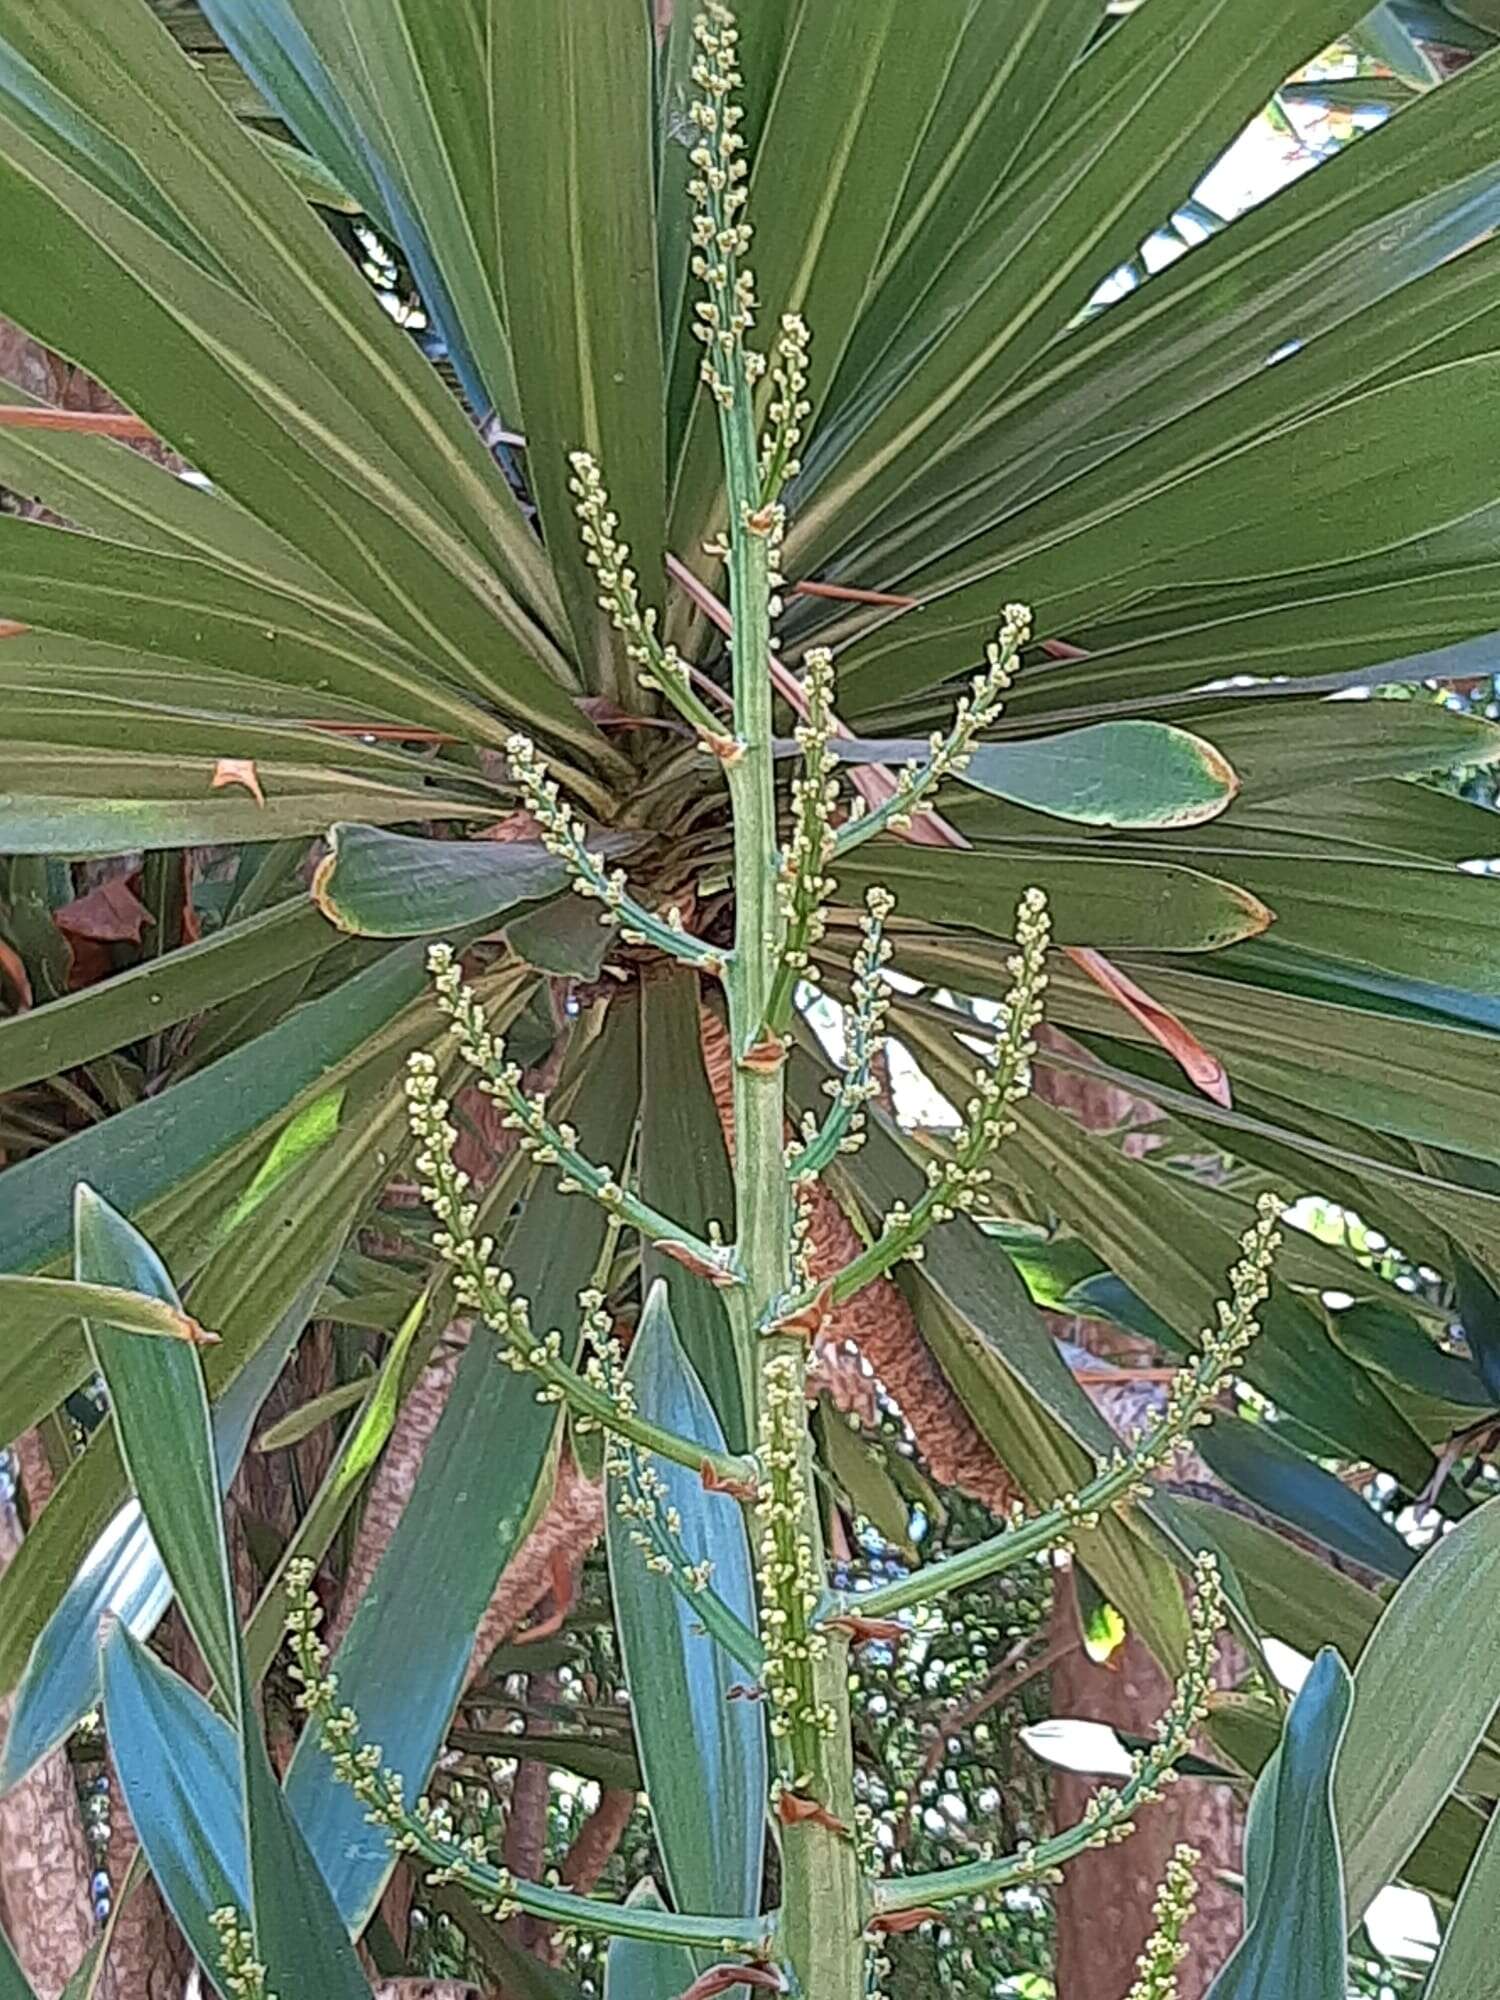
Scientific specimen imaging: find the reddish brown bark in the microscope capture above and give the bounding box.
[0,1436,99,1998]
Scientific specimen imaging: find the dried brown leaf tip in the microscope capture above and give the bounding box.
[211,756,265,805]
[767,1280,831,1342]
[678,1966,785,1998]
[181,1314,221,1349]
[823,1613,906,1647]
[773,1789,849,1835]
[698,728,746,765]
[739,1032,787,1074]
[867,1907,943,1936]
[701,1459,759,1503]
[659,1239,740,1288]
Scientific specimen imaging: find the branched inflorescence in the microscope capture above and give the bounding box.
[283,1563,771,1955]
[830,606,1032,859]
[756,1352,836,1787]
[769,888,1050,1335]
[209,1908,271,2000]
[872,1557,1225,1917]
[505,732,726,975]
[402,996,750,1486]
[1125,1844,1202,2000]
[841,1194,1282,1622]
[568,450,728,744]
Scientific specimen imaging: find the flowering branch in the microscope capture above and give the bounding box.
[759,313,811,507]
[784,886,894,1185]
[404,1044,753,1487]
[283,1565,773,1955]
[1125,1844,1201,2000]
[424,946,741,1286]
[765,888,1050,1334]
[831,1195,1281,1621]
[568,450,729,745]
[762,645,840,1037]
[505,733,727,976]
[829,606,1031,860]
[871,1561,1225,1916]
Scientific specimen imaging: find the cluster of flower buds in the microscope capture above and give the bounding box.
[1124,1845,1201,2000]
[209,1908,270,2000]
[688,3,758,407]
[505,732,725,973]
[773,647,840,986]
[567,450,725,738]
[832,605,1033,858]
[284,1561,522,1918]
[786,886,895,1183]
[756,1353,837,1773]
[761,313,812,501]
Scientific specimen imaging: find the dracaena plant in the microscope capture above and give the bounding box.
[9,0,1500,1994]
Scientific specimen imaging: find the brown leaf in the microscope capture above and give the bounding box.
[210,756,266,804]
[0,936,32,1010]
[824,1613,908,1646]
[659,1239,738,1288]
[210,756,265,806]
[677,1965,785,1998]
[1064,948,1232,1107]
[700,1460,759,1503]
[54,876,154,944]
[867,1907,944,1935]
[773,1790,849,1835]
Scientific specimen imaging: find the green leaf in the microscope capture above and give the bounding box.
[951,721,1239,828]
[603,1884,697,2000]
[0,1274,211,1347]
[0,900,332,1095]
[0,941,427,1283]
[489,0,664,697]
[833,847,1271,953]
[815,1401,915,1558]
[254,1376,371,1453]
[1205,1649,1353,2000]
[80,1198,368,1997]
[284,1004,641,1929]
[1196,1416,1416,1582]
[640,968,746,1452]
[74,1186,237,1692]
[101,1626,247,1994]
[0,1265,310,1793]
[841,355,1500,716]
[1420,1783,1500,1999]
[606,1284,766,1924]
[310,824,572,938]
[1336,1495,1500,1923]
[0,2,604,760]
[792,0,1363,572]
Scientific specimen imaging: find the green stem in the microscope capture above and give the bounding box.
[709,183,867,2000]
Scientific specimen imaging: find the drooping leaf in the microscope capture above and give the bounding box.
[1336,1494,1500,1923]
[310,824,574,938]
[101,1626,247,1993]
[1421,1785,1500,2000]
[640,967,745,1451]
[284,1004,640,1928]
[606,1284,766,1925]
[1197,1415,1417,1582]
[1205,1648,1353,2000]
[81,1198,368,1997]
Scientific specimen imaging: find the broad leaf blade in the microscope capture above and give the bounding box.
[1421,1787,1500,1999]
[310,824,571,938]
[606,1284,765,1922]
[1337,1494,1500,1922]
[1206,1648,1353,1999]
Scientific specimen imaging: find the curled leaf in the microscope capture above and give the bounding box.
[210,757,266,806]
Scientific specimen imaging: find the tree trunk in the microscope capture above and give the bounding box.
[0,1436,99,1998]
